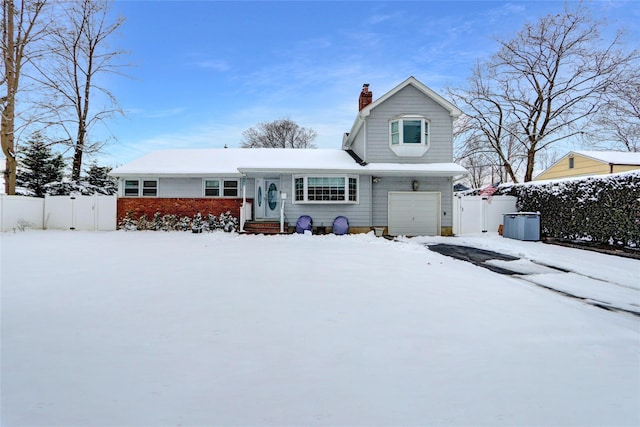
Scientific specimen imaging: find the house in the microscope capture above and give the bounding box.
[535,150,640,181]
[110,76,467,236]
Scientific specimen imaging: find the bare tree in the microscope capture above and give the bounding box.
[1,0,49,194]
[241,117,317,148]
[451,3,638,182]
[33,0,126,181]
[591,66,640,152]
[450,64,526,183]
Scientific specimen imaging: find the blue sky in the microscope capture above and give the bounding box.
[96,0,640,167]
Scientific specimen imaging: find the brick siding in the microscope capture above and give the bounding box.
[117,198,252,223]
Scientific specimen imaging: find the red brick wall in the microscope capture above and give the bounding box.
[117,198,252,223]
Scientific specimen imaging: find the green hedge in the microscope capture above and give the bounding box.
[498,171,640,248]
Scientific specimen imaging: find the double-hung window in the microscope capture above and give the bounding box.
[204,179,239,197]
[204,180,220,196]
[124,180,139,196]
[124,179,157,197]
[293,175,358,203]
[389,116,430,157]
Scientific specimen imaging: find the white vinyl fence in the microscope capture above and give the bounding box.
[453,195,517,235]
[0,196,45,231]
[0,195,117,232]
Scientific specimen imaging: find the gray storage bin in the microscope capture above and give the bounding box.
[502,212,540,241]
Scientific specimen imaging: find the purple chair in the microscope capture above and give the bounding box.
[332,216,349,235]
[295,215,313,234]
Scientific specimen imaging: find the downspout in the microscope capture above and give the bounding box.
[610,163,613,174]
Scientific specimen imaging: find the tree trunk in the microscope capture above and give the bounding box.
[3,157,17,194]
[72,122,85,181]
[503,161,519,184]
[2,0,17,194]
[71,141,84,181]
[524,149,536,182]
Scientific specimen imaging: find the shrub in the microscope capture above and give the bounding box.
[191,212,204,233]
[498,171,640,248]
[119,210,138,231]
[118,210,239,233]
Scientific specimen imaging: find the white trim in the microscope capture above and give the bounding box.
[389,116,431,157]
[122,178,158,197]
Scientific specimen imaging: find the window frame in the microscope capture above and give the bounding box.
[123,179,158,197]
[292,174,359,204]
[203,178,240,198]
[124,179,140,197]
[388,116,431,157]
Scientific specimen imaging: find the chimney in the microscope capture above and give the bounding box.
[358,83,373,111]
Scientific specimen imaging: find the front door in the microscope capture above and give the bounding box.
[256,178,280,219]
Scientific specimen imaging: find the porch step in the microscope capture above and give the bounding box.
[243,221,289,235]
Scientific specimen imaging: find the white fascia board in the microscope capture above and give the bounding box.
[239,167,364,175]
[240,163,468,177]
[363,163,468,177]
[342,112,367,150]
[110,172,244,178]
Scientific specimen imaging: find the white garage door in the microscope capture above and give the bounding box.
[388,191,441,236]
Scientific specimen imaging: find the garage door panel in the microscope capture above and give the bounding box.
[388,192,440,236]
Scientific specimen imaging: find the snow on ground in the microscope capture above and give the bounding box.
[1,230,639,426]
[412,233,640,315]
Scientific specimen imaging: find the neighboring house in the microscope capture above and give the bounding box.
[110,76,467,236]
[535,150,640,181]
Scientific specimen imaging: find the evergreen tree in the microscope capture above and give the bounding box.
[16,133,66,197]
[85,163,117,195]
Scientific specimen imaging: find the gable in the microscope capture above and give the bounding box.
[344,78,460,164]
[363,76,461,118]
[343,76,461,152]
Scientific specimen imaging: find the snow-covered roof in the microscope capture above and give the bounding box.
[572,150,640,165]
[109,148,468,177]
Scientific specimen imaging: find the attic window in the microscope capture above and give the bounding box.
[569,156,575,169]
[389,116,430,157]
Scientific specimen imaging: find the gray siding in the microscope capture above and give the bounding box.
[351,126,366,161]
[364,85,454,164]
[158,178,202,198]
[280,174,372,228]
[371,177,453,227]
[154,177,255,199]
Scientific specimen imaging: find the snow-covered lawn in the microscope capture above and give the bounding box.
[2,231,639,426]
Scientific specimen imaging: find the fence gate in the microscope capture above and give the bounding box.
[44,195,117,231]
[453,195,517,235]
